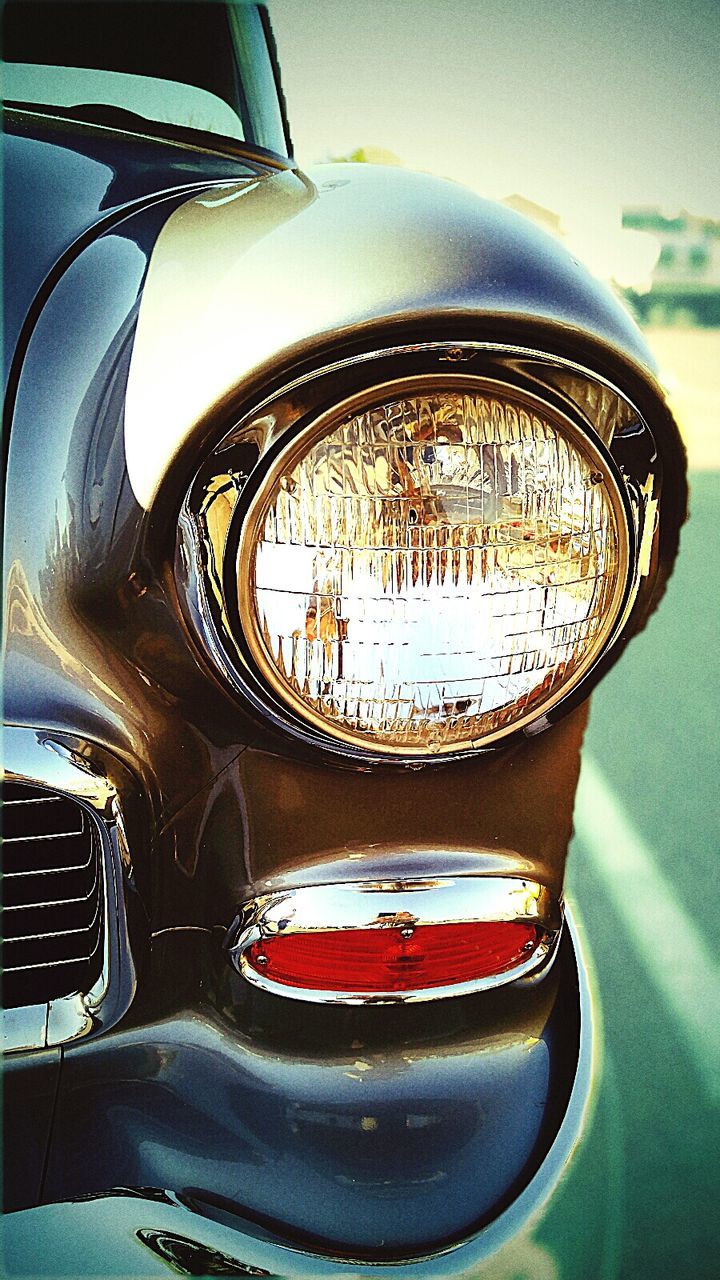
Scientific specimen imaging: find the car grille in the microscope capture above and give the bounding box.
[3,781,104,1009]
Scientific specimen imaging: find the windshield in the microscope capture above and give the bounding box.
[1,1,289,157]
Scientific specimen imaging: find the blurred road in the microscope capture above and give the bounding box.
[535,328,720,1278]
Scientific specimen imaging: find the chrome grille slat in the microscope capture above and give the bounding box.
[4,948,102,974]
[3,796,64,806]
[4,925,103,973]
[3,905,102,943]
[4,848,95,876]
[3,828,93,875]
[4,941,101,965]
[3,795,86,839]
[4,866,101,910]
[3,829,85,843]
[2,782,104,1008]
[4,893,98,911]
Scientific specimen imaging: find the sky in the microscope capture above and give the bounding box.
[268,0,720,284]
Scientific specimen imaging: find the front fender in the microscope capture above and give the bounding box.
[17,914,593,1268]
[124,161,660,509]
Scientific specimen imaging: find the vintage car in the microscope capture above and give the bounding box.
[2,1,688,1275]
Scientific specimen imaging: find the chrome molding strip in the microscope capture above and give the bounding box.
[227,875,563,1004]
[2,726,138,1054]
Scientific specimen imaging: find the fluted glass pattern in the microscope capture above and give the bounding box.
[243,391,622,751]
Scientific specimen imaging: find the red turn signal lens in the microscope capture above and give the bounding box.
[247,921,539,994]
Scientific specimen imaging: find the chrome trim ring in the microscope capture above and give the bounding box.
[226,875,563,1004]
[178,341,648,766]
[231,373,633,757]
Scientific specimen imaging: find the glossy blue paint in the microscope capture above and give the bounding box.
[38,928,586,1259]
[2,1049,61,1210]
[3,185,262,802]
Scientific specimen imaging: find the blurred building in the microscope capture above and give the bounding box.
[623,207,720,326]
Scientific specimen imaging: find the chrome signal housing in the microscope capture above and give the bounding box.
[226,875,563,1004]
[177,341,659,764]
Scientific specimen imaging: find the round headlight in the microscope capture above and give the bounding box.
[234,378,630,755]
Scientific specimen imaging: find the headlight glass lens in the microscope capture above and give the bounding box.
[237,384,627,753]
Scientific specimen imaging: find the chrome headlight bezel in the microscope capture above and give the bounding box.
[176,341,655,765]
[231,374,633,755]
